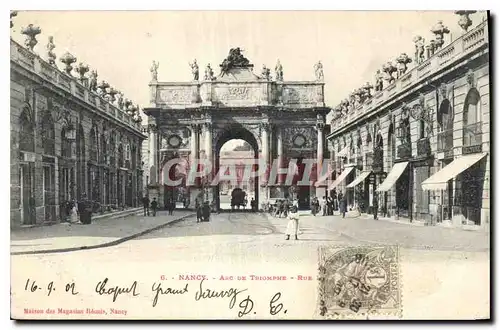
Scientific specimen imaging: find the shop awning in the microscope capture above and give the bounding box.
[377,162,409,192]
[346,171,372,188]
[337,146,349,158]
[422,152,487,191]
[329,166,355,189]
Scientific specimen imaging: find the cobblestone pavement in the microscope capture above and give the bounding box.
[11,212,489,319]
[10,210,194,254]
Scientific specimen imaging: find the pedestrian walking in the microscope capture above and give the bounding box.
[151,197,158,217]
[142,195,150,216]
[70,200,79,224]
[285,205,300,240]
[196,200,203,222]
[373,192,379,220]
[168,198,175,215]
[327,197,334,215]
[339,192,347,218]
[321,197,327,216]
[250,197,256,211]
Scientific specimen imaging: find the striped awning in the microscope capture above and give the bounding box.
[346,171,372,188]
[377,162,409,192]
[328,166,355,190]
[422,153,487,191]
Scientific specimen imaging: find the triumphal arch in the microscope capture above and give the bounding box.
[143,48,329,210]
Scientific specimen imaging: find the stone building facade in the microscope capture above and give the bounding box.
[327,15,490,231]
[10,32,146,227]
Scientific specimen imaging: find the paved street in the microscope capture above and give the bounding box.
[11,211,489,319]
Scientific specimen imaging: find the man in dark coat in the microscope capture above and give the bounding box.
[339,192,347,218]
[250,198,256,211]
[202,201,211,222]
[142,195,150,216]
[196,200,203,223]
[78,193,92,224]
[151,198,158,217]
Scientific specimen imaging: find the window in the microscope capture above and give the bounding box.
[61,128,72,158]
[109,135,116,167]
[419,119,426,139]
[100,135,107,164]
[463,88,482,148]
[118,144,124,168]
[89,127,98,162]
[19,107,34,152]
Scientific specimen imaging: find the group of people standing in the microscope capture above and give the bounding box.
[141,195,159,217]
[64,193,94,225]
[196,200,212,222]
[270,198,299,218]
[310,190,348,218]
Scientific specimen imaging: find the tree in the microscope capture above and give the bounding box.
[233,141,252,151]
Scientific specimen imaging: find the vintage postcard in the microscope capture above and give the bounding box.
[9,10,490,320]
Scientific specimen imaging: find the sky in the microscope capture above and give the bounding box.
[10,10,488,125]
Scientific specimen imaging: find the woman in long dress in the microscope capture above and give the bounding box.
[285,205,300,240]
[70,200,79,224]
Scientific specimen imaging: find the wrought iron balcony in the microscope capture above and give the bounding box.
[417,137,431,157]
[397,143,411,160]
[437,129,453,156]
[462,122,482,154]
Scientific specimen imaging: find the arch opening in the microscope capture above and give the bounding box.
[214,126,259,212]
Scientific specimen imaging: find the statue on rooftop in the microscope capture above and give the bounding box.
[413,36,426,65]
[117,92,124,109]
[204,64,214,81]
[275,60,283,81]
[314,61,324,81]
[220,47,251,75]
[46,36,56,66]
[374,70,384,92]
[189,59,199,81]
[89,70,98,92]
[261,65,271,80]
[150,60,159,81]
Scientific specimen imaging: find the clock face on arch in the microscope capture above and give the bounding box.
[293,134,306,148]
[168,135,182,148]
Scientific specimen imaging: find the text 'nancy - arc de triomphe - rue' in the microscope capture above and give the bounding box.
[143,49,330,210]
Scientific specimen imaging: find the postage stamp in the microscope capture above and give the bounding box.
[317,245,401,319]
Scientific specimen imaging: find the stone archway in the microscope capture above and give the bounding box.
[143,48,329,211]
[213,124,260,211]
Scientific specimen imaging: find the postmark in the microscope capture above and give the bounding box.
[317,245,401,319]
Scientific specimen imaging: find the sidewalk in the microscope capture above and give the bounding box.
[10,210,194,255]
[322,213,490,252]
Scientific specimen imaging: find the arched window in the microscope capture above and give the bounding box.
[19,107,34,152]
[131,145,137,169]
[437,99,453,131]
[463,88,481,126]
[61,127,72,158]
[463,88,482,148]
[388,123,396,168]
[89,127,98,162]
[118,144,124,168]
[41,112,55,155]
[100,134,107,164]
[109,135,116,167]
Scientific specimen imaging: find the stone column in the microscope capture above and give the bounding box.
[203,122,213,201]
[148,124,158,184]
[276,126,284,196]
[259,123,270,203]
[316,122,326,198]
[190,124,200,207]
